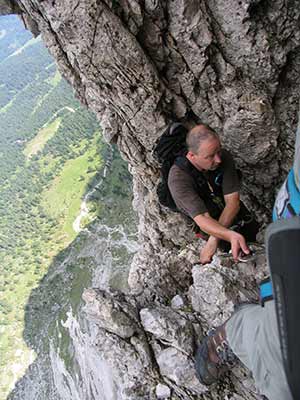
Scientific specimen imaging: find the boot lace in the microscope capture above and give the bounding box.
[208,328,237,366]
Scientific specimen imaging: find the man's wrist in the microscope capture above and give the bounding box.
[208,235,219,245]
[223,228,235,243]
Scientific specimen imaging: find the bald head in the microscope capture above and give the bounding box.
[186,124,219,155]
[186,124,222,171]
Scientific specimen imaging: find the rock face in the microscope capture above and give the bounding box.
[7,0,300,399]
[0,0,21,15]
[14,0,300,297]
[78,248,268,399]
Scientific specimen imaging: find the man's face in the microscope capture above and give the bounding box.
[189,137,222,171]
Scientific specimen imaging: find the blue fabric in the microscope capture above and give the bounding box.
[260,280,273,300]
[273,169,300,221]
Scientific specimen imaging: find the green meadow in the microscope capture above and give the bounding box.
[24,118,62,158]
[41,134,102,241]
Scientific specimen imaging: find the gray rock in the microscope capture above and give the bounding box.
[140,306,194,355]
[189,264,236,327]
[155,383,171,399]
[156,347,207,395]
[189,246,268,327]
[82,288,139,339]
[0,0,21,15]
[170,294,185,310]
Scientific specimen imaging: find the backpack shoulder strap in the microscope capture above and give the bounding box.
[266,217,300,399]
[174,157,210,195]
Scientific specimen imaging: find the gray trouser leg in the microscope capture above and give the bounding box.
[293,109,300,191]
[225,301,293,400]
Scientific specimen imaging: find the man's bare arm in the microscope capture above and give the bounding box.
[206,191,240,246]
[218,191,240,228]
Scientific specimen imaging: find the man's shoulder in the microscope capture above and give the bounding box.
[168,160,194,186]
[169,162,189,179]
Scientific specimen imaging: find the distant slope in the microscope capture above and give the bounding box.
[0,15,32,62]
[0,15,133,400]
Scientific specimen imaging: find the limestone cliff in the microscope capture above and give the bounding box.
[6,1,300,399]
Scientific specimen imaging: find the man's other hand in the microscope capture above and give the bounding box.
[200,237,218,264]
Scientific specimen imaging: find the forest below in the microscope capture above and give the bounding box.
[0,15,133,399]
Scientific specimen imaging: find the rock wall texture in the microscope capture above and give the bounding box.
[8,0,300,399]
[0,0,21,15]
[79,248,268,399]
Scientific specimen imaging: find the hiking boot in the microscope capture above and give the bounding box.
[195,323,237,385]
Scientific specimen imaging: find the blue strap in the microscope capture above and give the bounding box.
[288,169,300,214]
[260,280,273,298]
[260,279,273,306]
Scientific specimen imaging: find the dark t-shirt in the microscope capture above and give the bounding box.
[168,149,240,219]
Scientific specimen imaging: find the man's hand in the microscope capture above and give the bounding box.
[200,237,218,264]
[228,231,250,261]
[194,213,250,262]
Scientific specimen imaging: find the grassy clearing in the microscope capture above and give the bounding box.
[24,118,61,159]
[41,134,102,242]
[45,69,61,87]
[38,154,60,174]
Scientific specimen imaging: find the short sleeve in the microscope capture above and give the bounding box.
[168,165,207,218]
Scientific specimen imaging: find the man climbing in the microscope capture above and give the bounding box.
[194,110,300,399]
[168,124,259,263]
